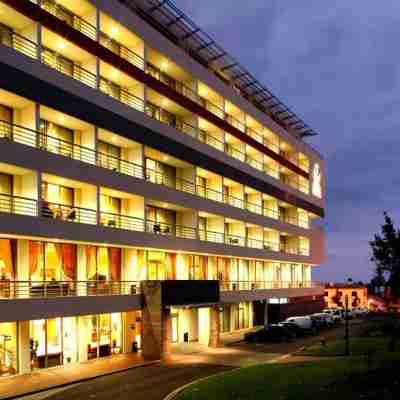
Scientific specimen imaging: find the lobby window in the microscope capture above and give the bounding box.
[39,119,74,157]
[29,241,76,284]
[30,318,62,369]
[84,313,122,360]
[0,322,18,377]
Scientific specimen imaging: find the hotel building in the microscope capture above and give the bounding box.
[0,0,325,377]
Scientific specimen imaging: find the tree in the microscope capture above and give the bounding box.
[370,212,400,298]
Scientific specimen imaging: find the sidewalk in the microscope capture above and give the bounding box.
[0,353,157,400]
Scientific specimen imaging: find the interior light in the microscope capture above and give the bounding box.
[110,27,119,37]
[112,136,117,143]
[59,115,65,123]
[57,41,66,51]
[111,69,119,78]
[161,61,169,70]
[162,99,168,107]
[163,156,169,161]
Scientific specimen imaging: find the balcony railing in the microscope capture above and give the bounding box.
[0,24,311,193]
[100,77,145,112]
[100,211,144,232]
[101,33,145,71]
[0,193,37,216]
[42,47,97,89]
[0,280,141,299]
[145,220,197,240]
[0,119,312,230]
[41,0,97,40]
[41,200,97,224]
[219,280,319,291]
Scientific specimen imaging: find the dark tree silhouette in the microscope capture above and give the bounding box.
[370,212,400,298]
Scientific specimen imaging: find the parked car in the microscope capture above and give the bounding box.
[244,324,294,343]
[311,313,334,329]
[352,307,369,317]
[278,321,304,338]
[322,308,343,323]
[283,316,315,333]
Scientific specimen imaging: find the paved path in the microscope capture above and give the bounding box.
[0,354,151,400]
[10,320,365,400]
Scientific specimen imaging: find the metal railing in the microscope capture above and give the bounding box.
[41,0,97,40]
[0,193,37,216]
[0,25,311,192]
[0,280,141,299]
[100,211,144,232]
[101,33,145,70]
[99,77,145,112]
[0,119,311,231]
[145,220,197,240]
[220,280,318,291]
[42,48,97,89]
[41,201,97,225]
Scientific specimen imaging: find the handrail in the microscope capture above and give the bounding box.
[0,119,311,230]
[219,280,320,291]
[100,32,145,70]
[41,0,97,40]
[100,210,145,231]
[0,280,141,299]
[0,193,37,216]
[41,200,97,224]
[0,24,312,193]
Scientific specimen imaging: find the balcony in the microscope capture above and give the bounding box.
[0,193,37,216]
[41,46,97,89]
[0,119,313,231]
[41,0,97,40]
[0,280,141,299]
[41,200,97,225]
[0,24,312,194]
[220,280,319,291]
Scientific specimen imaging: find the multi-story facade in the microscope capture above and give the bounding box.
[325,284,368,309]
[0,0,325,378]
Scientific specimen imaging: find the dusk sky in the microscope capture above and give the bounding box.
[176,0,400,282]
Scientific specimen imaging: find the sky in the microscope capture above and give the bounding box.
[175,0,400,282]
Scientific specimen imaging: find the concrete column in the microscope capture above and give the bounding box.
[209,306,220,348]
[141,281,171,361]
[18,321,31,374]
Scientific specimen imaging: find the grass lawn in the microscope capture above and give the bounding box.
[301,337,400,356]
[177,353,400,400]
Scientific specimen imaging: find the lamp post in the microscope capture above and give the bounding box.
[345,294,350,356]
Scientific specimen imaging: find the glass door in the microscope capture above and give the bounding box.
[171,314,178,343]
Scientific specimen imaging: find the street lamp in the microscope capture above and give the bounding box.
[345,294,350,356]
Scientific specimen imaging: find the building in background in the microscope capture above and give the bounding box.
[324,283,368,309]
[0,0,325,378]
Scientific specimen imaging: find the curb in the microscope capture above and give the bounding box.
[1,360,160,400]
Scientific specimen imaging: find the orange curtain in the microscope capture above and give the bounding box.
[62,244,76,281]
[29,241,41,278]
[108,248,121,281]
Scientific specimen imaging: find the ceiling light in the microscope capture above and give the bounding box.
[162,99,168,107]
[110,27,119,37]
[161,61,168,70]
[57,41,66,51]
[59,115,65,123]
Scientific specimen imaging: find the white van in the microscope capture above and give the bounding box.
[284,316,313,330]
